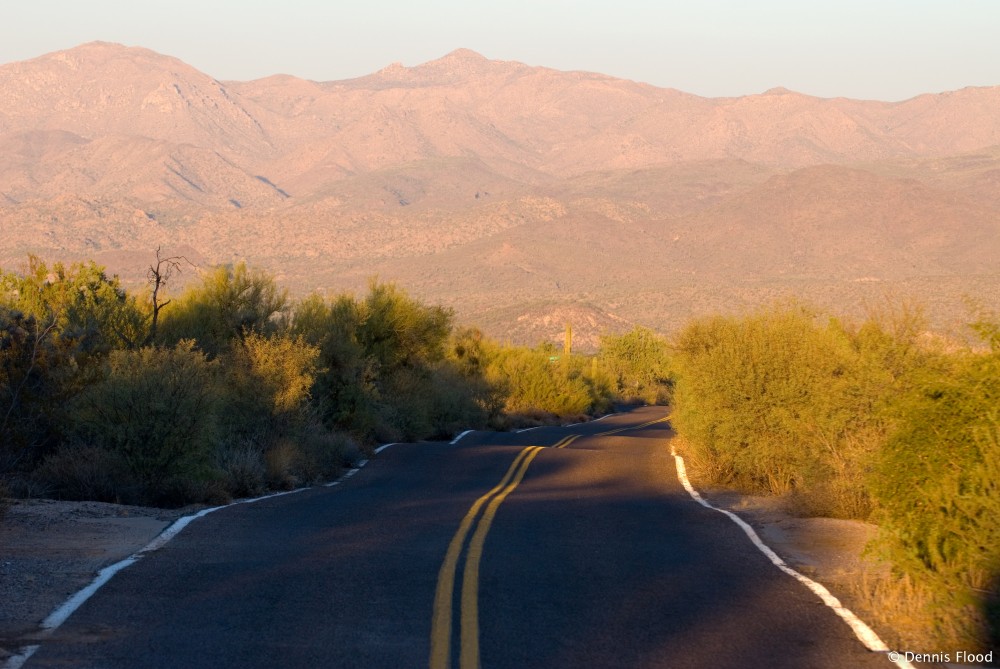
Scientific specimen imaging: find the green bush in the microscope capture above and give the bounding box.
[1,307,62,469]
[449,328,507,427]
[670,304,923,517]
[32,443,135,503]
[64,342,220,505]
[0,256,145,354]
[599,326,673,404]
[672,307,848,496]
[485,344,599,418]
[291,284,490,443]
[157,262,288,357]
[1,259,146,468]
[357,280,452,374]
[870,344,1000,649]
[216,332,321,445]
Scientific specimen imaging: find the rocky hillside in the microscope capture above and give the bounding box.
[1,43,998,345]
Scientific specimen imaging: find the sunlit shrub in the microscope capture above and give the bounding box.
[217,332,321,445]
[485,344,596,417]
[870,343,1000,650]
[157,262,288,357]
[0,256,145,354]
[670,304,921,516]
[599,326,673,404]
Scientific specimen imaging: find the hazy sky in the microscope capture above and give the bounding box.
[3,0,998,101]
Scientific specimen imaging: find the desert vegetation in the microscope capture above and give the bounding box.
[670,302,1000,653]
[0,256,646,508]
[3,254,996,652]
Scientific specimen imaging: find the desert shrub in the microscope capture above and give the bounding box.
[265,439,302,490]
[294,427,358,482]
[373,363,490,442]
[216,332,321,444]
[0,256,145,354]
[426,363,492,437]
[357,280,452,374]
[205,426,354,499]
[157,262,288,357]
[599,326,673,404]
[449,328,507,427]
[291,284,489,443]
[670,304,922,517]
[672,307,846,495]
[64,341,220,505]
[215,442,267,498]
[869,341,1000,650]
[1,259,147,468]
[484,344,598,418]
[290,293,379,438]
[32,443,136,503]
[373,367,435,442]
[0,307,64,469]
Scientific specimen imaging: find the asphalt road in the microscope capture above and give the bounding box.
[24,407,891,668]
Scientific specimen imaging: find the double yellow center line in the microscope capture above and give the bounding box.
[429,417,668,668]
[430,444,543,669]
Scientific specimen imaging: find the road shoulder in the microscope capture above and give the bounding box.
[0,476,884,664]
[0,498,187,660]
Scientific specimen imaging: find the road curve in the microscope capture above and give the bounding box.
[24,407,889,668]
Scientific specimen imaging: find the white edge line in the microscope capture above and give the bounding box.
[2,645,40,669]
[565,411,620,427]
[40,557,140,630]
[11,416,626,667]
[517,410,621,433]
[17,449,394,660]
[669,445,916,669]
[450,430,474,445]
[374,442,398,454]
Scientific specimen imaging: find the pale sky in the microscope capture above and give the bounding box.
[2,0,999,101]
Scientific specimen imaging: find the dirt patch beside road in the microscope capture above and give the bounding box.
[0,499,188,661]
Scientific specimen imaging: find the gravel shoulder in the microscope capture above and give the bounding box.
[0,499,190,661]
[0,486,882,664]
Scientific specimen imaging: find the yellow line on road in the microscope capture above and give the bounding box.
[556,435,580,449]
[429,446,540,669]
[459,446,542,669]
[550,435,572,448]
[429,415,667,668]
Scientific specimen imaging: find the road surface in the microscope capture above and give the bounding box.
[24,407,889,668]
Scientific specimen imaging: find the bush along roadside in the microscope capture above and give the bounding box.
[2,257,660,508]
[670,302,999,653]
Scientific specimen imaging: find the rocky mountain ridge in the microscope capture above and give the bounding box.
[1,43,998,345]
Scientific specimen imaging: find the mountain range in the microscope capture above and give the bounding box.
[2,42,998,347]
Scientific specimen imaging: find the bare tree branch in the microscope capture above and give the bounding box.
[141,247,194,347]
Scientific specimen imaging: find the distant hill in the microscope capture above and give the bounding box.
[1,43,998,346]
